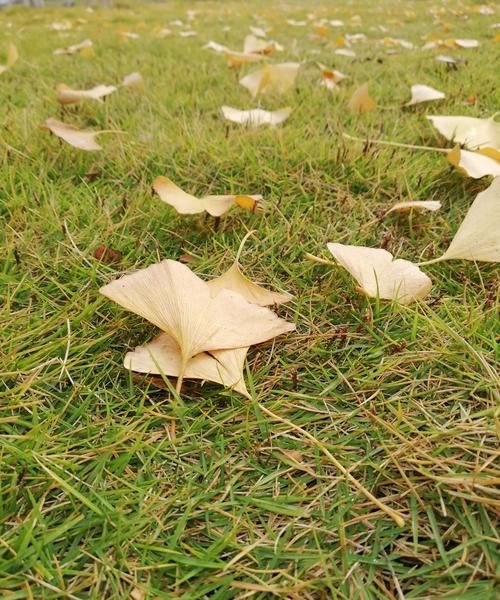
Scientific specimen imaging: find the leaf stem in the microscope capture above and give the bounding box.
[176,357,188,394]
[343,133,450,154]
[417,257,445,266]
[98,130,128,136]
[305,252,334,265]
[236,229,256,262]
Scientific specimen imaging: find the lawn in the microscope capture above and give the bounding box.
[1,0,499,598]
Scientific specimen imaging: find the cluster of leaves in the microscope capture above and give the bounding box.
[1,2,499,597]
[1,10,499,400]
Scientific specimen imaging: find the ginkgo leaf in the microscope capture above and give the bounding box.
[348,83,376,113]
[435,177,500,262]
[56,83,117,105]
[427,115,500,150]
[406,84,445,106]
[455,39,479,48]
[422,40,453,50]
[249,26,267,38]
[386,201,442,214]
[125,332,250,398]
[0,43,18,75]
[447,146,500,178]
[120,32,140,41]
[54,39,93,56]
[435,54,461,65]
[100,259,295,390]
[382,37,413,49]
[203,40,229,53]
[345,33,368,44]
[327,243,432,304]
[243,34,275,55]
[208,261,292,306]
[153,176,261,216]
[221,106,291,127]
[39,118,103,151]
[121,72,144,88]
[321,79,340,91]
[207,233,292,306]
[335,48,356,57]
[318,64,346,82]
[423,39,479,50]
[313,23,329,37]
[240,62,300,97]
[224,50,267,68]
[51,20,72,31]
[318,64,346,91]
[156,28,173,38]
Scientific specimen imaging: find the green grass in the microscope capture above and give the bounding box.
[1,0,499,598]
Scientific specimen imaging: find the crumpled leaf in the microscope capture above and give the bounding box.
[243,34,275,55]
[120,31,140,41]
[125,333,250,398]
[423,38,479,50]
[386,200,442,214]
[345,33,367,44]
[348,83,376,113]
[435,176,500,262]
[54,39,93,56]
[224,50,267,68]
[249,26,267,38]
[318,63,346,91]
[208,35,281,68]
[447,146,500,178]
[435,54,462,65]
[153,176,262,216]
[121,72,144,88]
[327,243,432,304]
[93,245,122,264]
[221,105,291,127]
[335,48,356,57]
[382,37,413,49]
[51,20,72,32]
[427,115,500,150]
[156,28,173,38]
[318,64,346,82]
[39,118,104,151]
[203,40,229,53]
[0,43,18,75]
[406,84,445,106]
[240,62,300,97]
[455,38,480,48]
[56,83,117,105]
[100,259,295,389]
